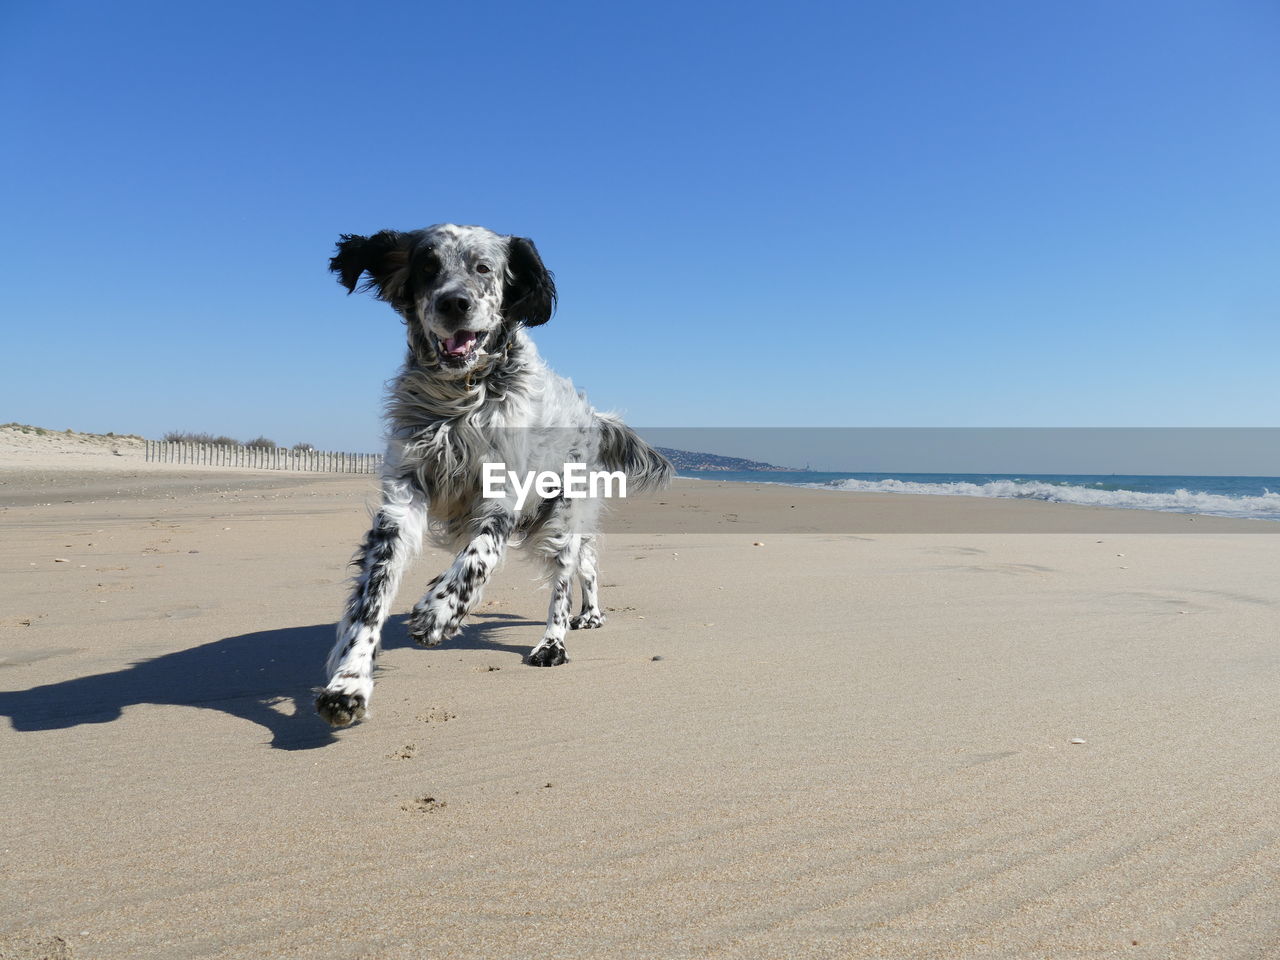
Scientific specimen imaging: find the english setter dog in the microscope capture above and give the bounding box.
[315,224,671,727]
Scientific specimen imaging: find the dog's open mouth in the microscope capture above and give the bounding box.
[433,330,485,366]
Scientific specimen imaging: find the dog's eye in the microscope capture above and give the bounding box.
[475,264,491,274]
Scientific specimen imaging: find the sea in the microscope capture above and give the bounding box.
[675,471,1280,521]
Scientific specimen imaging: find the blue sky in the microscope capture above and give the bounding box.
[2,0,1277,452]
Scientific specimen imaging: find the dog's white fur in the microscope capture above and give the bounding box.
[316,224,669,727]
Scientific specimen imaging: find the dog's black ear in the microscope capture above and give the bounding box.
[503,236,557,327]
[329,231,412,302]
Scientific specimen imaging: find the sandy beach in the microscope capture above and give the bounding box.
[3,432,1279,959]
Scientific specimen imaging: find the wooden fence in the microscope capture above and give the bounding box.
[144,441,382,474]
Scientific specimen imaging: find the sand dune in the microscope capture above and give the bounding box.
[2,448,1278,958]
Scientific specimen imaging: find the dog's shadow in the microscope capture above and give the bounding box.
[0,614,539,751]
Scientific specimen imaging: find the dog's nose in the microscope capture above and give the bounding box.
[436,294,471,319]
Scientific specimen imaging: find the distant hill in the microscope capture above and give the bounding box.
[655,447,801,472]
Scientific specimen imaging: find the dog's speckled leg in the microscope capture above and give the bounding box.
[317,474,425,727]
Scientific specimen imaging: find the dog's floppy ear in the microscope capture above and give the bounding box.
[329,231,413,302]
[503,236,557,327]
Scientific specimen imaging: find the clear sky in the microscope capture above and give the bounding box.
[2,0,1277,453]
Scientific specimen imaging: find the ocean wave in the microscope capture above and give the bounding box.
[811,478,1280,520]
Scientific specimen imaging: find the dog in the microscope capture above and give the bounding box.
[315,224,671,727]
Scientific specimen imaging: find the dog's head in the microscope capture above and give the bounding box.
[330,224,556,378]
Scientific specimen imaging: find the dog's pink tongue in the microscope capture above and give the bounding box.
[442,331,477,356]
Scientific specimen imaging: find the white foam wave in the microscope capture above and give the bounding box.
[811,478,1280,520]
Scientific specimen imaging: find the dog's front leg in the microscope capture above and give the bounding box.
[528,534,582,666]
[569,535,606,630]
[408,509,514,646]
[316,480,426,727]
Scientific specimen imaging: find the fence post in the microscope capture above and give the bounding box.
[153,444,379,472]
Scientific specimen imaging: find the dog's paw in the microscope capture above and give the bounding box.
[408,599,465,647]
[408,611,453,647]
[527,640,567,667]
[408,617,446,647]
[315,689,367,727]
[570,610,606,630]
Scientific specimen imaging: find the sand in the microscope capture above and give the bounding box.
[3,433,1279,959]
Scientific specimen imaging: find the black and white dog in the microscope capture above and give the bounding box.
[316,224,671,727]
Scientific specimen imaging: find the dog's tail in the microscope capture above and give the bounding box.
[595,414,673,493]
